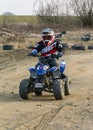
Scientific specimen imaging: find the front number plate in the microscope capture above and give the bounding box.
[35,83,43,88]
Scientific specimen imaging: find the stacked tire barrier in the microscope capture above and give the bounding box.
[62,43,93,51]
[87,45,93,50]
[61,43,93,51]
[61,43,69,49]
[71,44,87,50]
[81,34,91,41]
[2,45,14,50]
[0,43,93,51]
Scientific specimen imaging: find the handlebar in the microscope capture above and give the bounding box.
[28,53,63,64]
[28,52,62,61]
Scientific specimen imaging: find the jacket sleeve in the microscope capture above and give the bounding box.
[56,41,64,52]
[33,42,42,53]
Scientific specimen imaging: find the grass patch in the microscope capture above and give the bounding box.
[0,15,39,24]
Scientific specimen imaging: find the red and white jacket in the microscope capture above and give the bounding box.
[33,40,63,57]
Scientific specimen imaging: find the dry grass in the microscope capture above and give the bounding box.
[0,30,93,50]
[61,30,93,45]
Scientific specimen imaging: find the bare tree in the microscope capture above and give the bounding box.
[36,0,67,16]
[34,0,70,30]
[70,0,93,27]
[32,0,81,30]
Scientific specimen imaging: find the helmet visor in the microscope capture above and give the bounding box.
[42,35,53,41]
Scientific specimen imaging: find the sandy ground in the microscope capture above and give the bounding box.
[0,49,93,130]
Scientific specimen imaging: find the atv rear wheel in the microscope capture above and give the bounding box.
[64,77,71,96]
[19,79,31,99]
[52,79,64,100]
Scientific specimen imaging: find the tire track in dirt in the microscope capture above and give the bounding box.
[11,102,72,130]
[0,110,46,130]
[33,103,72,130]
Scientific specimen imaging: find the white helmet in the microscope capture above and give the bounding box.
[41,28,55,45]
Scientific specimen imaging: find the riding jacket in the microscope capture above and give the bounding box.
[33,40,63,57]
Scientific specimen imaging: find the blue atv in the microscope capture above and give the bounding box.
[19,54,70,100]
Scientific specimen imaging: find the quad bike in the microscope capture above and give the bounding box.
[19,54,70,100]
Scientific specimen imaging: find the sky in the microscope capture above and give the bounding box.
[0,0,35,15]
[0,0,72,16]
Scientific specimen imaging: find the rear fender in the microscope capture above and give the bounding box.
[49,66,61,79]
[48,66,57,73]
[53,70,61,79]
[60,60,66,73]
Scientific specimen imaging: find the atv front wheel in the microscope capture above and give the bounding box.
[19,79,31,99]
[52,79,64,100]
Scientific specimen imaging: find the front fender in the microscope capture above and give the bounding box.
[36,65,49,75]
[29,67,37,78]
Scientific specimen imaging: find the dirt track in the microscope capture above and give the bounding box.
[0,49,93,130]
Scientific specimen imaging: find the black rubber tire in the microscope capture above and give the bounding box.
[88,45,93,50]
[71,44,86,50]
[52,79,64,100]
[19,79,30,99]
[3,45,14,50]
[64,77,70,96]
[61,43,69,49]
[27,45,34,49]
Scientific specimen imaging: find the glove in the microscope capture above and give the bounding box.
[28,49,37,56]
[57,52,63,57]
